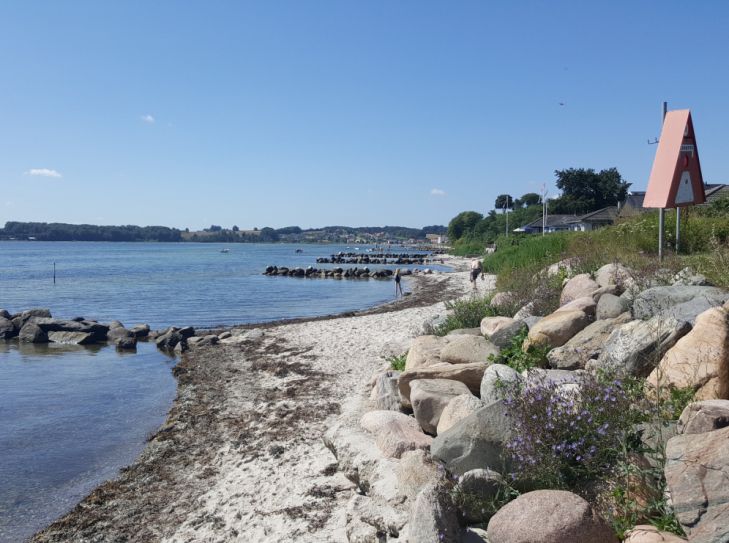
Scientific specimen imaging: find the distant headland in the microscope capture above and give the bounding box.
[0,221,447,244]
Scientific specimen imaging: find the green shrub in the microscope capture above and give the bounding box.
[432,295,502,336]
[484,233,570,275]
[387,353,407,371]
[489,328,549,372]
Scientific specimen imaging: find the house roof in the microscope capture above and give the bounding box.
[568,206,618,224]
[623,191,646,210]
[521,215,577,229]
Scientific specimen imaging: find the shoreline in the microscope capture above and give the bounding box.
[32,257,488,542]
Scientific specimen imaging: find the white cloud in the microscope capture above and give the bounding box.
[141,114,155,124]
[26,168,62,178]
[430,188,446,197]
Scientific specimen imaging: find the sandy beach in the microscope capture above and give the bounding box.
[33,260,493,542]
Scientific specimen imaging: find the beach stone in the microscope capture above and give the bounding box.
[595,263,635,291]
[556,296,597,317]
[513,302,535,320]
[411,379,471,434]
[173,339,189,354]
[19,322,48,343]
[218,331,232,340]
[156,329,183,351]
[107,326,132,342]
[440,335,499,365]
[623,525,687,542]
[678,400,729,435]
[129,323,150,338]
[178,326,195,339]
[405,480,460,543]
[456,468,505,523]
[589,284,621,303]
[115,336,138,350]
[480,363,521,404]
[0,317,18,339]
[47,331,95,345]
[490,291,517,312]
[633,286,729,324]
[446,327,482,336]
[545,258,577,277]
[480,316,516,338]
[560,274,600,306]
[486,489,617,543]
[345,494,407,541]
[360,410,432,459]
[398,362,489,405]
[0,309,10,319]
[462,527,490,543]
[372,370,402,411]
[431,400,511,476]
[522,315,542,329]
[596,293,631,320]
[672,267,708,286]
[647,307,729,400]
[547,313,632,370]
[665,426,729,542]
[436,393,484,434]
[523,309,591,350]
[590,316,691,378]
[108,320,124,329]
[405,335,446,370]
[395,449,440,501]
[12,308,52,329]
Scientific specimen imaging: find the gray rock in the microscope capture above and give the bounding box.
[486,490,617,543]
[411,379,471,435]
[595,262,635,291]
[633,286,729,324]
[462,527,490,543]
[156,329,183,351]
[19,322,48,343]
[446,327,482,336]
[12,308,52,329]
[0,316,18,339]
[431,400,511,476]
[560,274,600,306]
[457,468,505,523]
[178,326,195,339]
[440,335,500,365]
[361,410,433,459]
[665,426,729,542]
[547,313,632,370]
[345,494,407,540]
[489,320,527,349]
[399,362,489,405]
[514,302,535,321]
[395,449,440,501]
[107,326,132,342]
[672,267,709,286]
[522,316,542,330]
[173,339,189,354]
[678,400,729,435]
[596,293,631,320]
[480,364,521,404]
[589,316,691,377]
[405,480,460,543]
[47,331,95,345]
[115,336,138,350]
[373,370,402,411]
[129,323,150,338]
[437,393,484,434]
[405,335,446,370]
[0,309,10,319]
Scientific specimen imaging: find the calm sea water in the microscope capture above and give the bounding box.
[0,241,439,541]
[0,241,437,329]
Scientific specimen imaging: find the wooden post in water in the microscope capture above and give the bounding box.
[53,262,56,284]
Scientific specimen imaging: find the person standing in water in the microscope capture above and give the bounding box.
[470,258,484,289]
[394,268,404,297]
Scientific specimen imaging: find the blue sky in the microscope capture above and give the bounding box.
[1,1,728,230]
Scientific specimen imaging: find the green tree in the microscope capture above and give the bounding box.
[519,192,541,207]
[448,211,483,241]
[550,168,630,214]
[495,194,514,211]
[232,225,239,232]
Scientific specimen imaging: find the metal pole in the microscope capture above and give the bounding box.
[505,197,509,238]
[676,207,680,253]
[658,101,668,261]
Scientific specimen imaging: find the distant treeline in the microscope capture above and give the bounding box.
[1,221,183,242]
[0,222,447,243]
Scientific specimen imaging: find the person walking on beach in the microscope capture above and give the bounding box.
[394,268,403,297]
[470,258,484,289]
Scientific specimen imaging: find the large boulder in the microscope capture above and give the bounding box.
[590,316,691,378]
[596,293,631,320]
[481,317,527,348]
[156,328,184,351]
[560,274,600,306]
[646,307,729,400]
[405,335,446,370]
[360,410,432,459]
[633,286,729,324]
[12,308,52,329]
[411,379,471,434]
[0,316,18,339]
[486,490,617,543]
[556,296,597,317]
[107,326,133,342]
[523,309,591,350]
[480,363,522,404]
[399,362,489,405]
[446,327,482,336]
[405,480,460,543]
[547,313,632,370]
[595,263,635,291]
[490,291,517,312]
[431,400,511,476]
[440,335,499,365]
[372,370,402,411]
[19,322,48,343]
[678,400,729,435]
[456,468,505,523]
[622,525,686,542]
[47,331,95,345]
[481,316,516,337]
[129,323,151,338]
[395,449,440,501]
[436,393,484,434]
[665,426,729,542]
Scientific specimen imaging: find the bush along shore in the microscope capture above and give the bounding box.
[329,258,729,542]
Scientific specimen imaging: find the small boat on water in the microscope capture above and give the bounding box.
[295,248,303,253]
[220,249,230,253]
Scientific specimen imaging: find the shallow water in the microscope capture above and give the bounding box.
[0,341,176,543]
[0,242,443,329]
